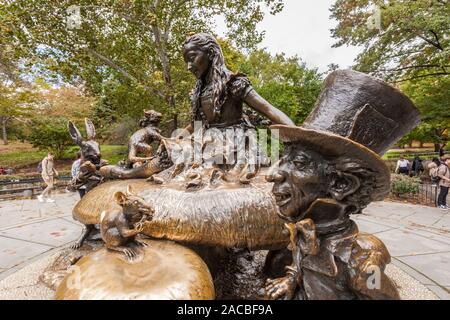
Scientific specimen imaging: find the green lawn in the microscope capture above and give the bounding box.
[0,144,128,168]
[382,150,440,160]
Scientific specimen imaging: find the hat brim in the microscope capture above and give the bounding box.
[270,125,390,201]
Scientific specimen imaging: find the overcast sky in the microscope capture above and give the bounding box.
[216,0,363,73]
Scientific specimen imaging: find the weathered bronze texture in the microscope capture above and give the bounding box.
[100,185,154,261]
[74,33,295,251]
[68,119,107,192]
[264,70,420,300]
[128,109,162,166]
[55,239,215,300]
[68,119,108,249]
[99,110,170,180]
[73,173,288,250]
[182,33,294,129]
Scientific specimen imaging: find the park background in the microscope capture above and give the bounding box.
[0,0,449,203]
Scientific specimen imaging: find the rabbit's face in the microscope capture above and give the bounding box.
[82,140,101,165]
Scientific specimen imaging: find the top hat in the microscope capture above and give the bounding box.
[271,70,420,200]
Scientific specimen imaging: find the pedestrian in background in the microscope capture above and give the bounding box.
[437,157,450,210]
[395,156,410,175]
[411,156,424,177]
[37,152,58,203]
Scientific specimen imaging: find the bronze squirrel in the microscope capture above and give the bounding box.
[100,185,154,260]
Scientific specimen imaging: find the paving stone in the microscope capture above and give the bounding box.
[403,212,447,228]
[432,215,450,231]
[397,252,450,287]
[374,228,450,257]
[401,227,450,245]
[391,258,436,286]
[0,218,82,247]
[353,217,396,234]
[425,285,450,300]
[0,236,52,269]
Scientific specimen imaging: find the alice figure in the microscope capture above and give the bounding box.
[180,33,294,180]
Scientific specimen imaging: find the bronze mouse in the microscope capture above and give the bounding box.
[100,185,154,261]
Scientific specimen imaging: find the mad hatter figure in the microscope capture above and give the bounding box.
[265,70,420,300]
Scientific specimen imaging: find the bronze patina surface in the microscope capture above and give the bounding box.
[73,169,288,250]
[59,34,421,300]
[100,185,154,261]
[99,110,172,180]
[264,70,420,300]
[55,239,215,300]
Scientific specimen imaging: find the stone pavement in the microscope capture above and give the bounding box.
[354,201,450,300]
[0,193,449,299]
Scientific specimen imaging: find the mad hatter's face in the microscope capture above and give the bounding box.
[266,144,328,221]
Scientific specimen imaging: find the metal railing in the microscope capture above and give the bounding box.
[0,176,72,201]
[390,182,439,207]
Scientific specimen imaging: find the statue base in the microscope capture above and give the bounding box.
[0,242,439,300]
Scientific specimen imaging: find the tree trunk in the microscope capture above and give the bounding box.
[1,117,8,145]
[150,11,177,132]
[434,143,441,152]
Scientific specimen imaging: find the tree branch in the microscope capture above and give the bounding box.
[376,64,450,73]
[391,72,449,83]
[429,29,443,50]
[86,49,165,99]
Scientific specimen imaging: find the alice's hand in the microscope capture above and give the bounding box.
[265,275,297,300]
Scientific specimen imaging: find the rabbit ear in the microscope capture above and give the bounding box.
[68,121,83,146]
[85,118,96,140]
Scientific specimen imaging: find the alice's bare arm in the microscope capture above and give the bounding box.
[244,90,295,126]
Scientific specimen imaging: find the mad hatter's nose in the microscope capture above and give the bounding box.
[266,169,286,183]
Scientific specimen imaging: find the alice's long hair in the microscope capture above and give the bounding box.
[183,33,231,123]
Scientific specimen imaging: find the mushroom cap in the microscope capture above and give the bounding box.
[73,170,288,250]
[55,239,215,300]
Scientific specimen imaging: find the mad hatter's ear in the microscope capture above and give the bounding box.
[329,172,360,201]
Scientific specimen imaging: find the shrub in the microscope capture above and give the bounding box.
[390,174,421,196]
[27,116,73,159]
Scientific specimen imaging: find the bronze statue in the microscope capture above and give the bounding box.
[68,119,107,193]
[68,119,103,167]
[127,109,162,167]
[68,119,110,249]
[58,35,424,300]
[100,185,153,261]
[264,70,420,300]
[99,110,171,180]
[182,33,294,130]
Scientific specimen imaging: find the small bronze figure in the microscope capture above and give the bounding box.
[68,119,103,167]
[100,185,154,261]
[99,110,172,180]
[128,109,162,167]
[68,119,108,249]
[265,70,420,300]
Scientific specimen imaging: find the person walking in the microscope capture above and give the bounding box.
[71,151,86,198]
[411,155,424,177]
[437,156,450,210]
[37,152,58,203]
[395,156,410,175]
